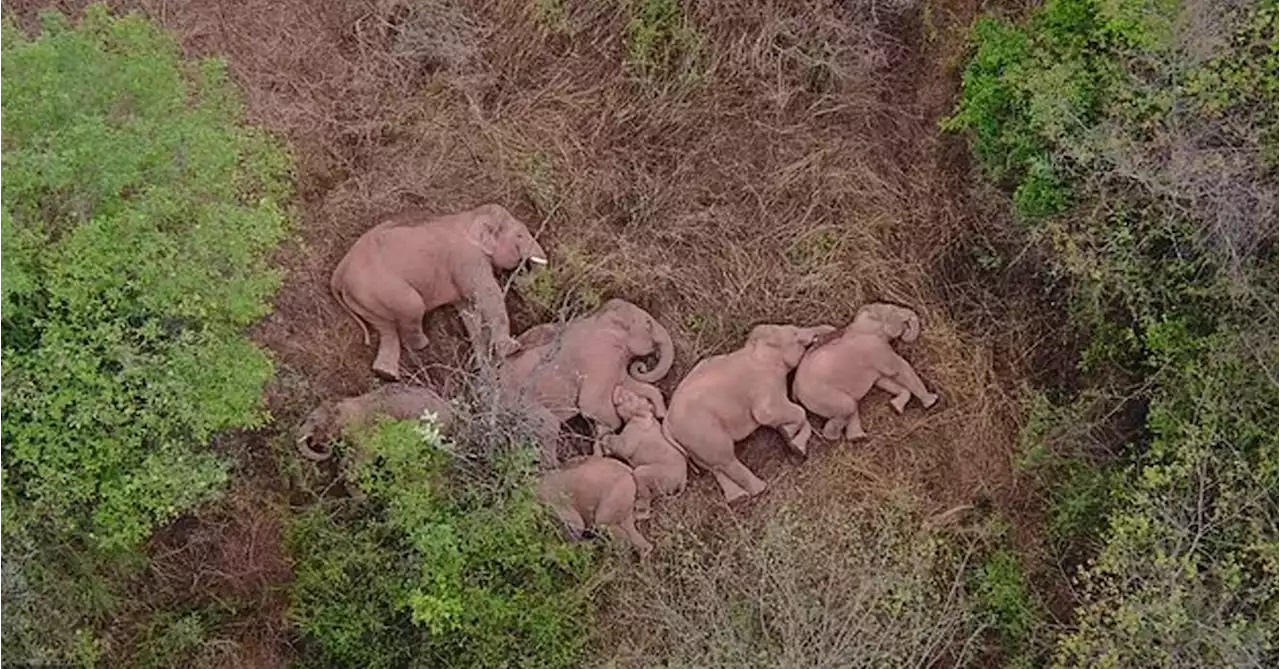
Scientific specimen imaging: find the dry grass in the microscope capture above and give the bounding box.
[4,0,1058,665]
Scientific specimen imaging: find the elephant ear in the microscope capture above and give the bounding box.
[469,208,503,256]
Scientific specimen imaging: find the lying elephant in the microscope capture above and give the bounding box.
[332,204,547,380]
[296,383,453,461]
[793,302,938,441]
[597,386,688,519]
[536,456,653,556]
[501,299,674,466]
[663,324,836,503]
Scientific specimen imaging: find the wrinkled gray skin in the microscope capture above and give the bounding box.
[597,386,688,520]
[332,204,548,380]
[793,303,938,441]
[501,299,675,467]
[662,324,836,503]
[537,456,653,556]
[297,383,453,461]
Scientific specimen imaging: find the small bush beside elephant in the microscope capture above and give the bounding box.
[310,203,942,557]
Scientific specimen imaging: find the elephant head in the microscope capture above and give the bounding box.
[599,299,675,383]
[470,204,548,270]
[747,323,838,368]
[851,303,921,342]
[613,385,657,422]
[297,404,340,461]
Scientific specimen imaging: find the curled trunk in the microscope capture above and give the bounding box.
[629,320,674,383]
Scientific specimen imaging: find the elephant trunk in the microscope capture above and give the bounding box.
[297,434,333,462]
[629,320,674,383]
[900,308,921,343]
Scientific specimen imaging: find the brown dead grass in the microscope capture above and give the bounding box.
[5,0,1065,665]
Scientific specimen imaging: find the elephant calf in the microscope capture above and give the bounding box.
[597,387,688,519]
[793,302,938,441]
[537,456,653,556]
[297,383,453,461]
[663,324,836,503]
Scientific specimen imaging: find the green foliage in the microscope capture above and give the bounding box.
[0,6,290,664]
[951,0,1278,664]
[288,417,598,669]
[625,0,700,79]
[974,549,1041,648]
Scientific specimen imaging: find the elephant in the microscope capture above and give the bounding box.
[596,386,688,519]
[662,324,836,503]
[296,383,453,461]
[500,298,675,466]
[331,204,548,380]
[792,302,939,441]
[536,456,653,556]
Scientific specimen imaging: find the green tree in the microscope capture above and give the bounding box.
[1,5,290,662]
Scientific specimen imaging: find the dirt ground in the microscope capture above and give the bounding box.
[9,0,1070,665]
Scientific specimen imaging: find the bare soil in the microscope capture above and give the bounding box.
[8,0,1072,665]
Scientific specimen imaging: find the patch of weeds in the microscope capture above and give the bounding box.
[625,0,701,80]
[973,548,1044,663]
[520,150,559,213]
[783,227,843,269]
[531,0,568,33]
[516,244,603,319]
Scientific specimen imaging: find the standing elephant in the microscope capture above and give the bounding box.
[662,324,836,503]
[296,383,453,461]
[537,456,653,556]
[332,204,548,380]
[501,299,675,465]
[597,386,688,519]
[792,302,939,441]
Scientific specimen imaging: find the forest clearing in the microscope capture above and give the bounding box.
[2,0,1275,666]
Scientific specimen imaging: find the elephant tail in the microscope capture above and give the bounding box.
[661,420,705,475]
[297,435,334,462]
[330,262,371,346]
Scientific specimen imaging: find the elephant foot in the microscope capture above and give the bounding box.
[846,428,869,441]
[821,419,845,441]
[890,393,911,414]
[494,336,521,358]
[723,486,751,504]
[921,392,940,409]
[404,332,430,351]
[373,361,401,381]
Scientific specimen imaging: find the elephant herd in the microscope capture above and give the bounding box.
[297,204,939,555]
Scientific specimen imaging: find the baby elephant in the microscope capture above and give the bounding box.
[537,456,653,556]
[597,387,688,519]
[297,383,453,461]
[793,302,938,441]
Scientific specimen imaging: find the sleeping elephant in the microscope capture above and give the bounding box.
[296,383,454,461]
[331,204,547,380]
[792,302,938,441]
[501,299,675,466]
[537,455,652,556]
[597,386,688,519]
[662,324,836,503]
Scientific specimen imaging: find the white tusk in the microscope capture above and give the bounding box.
[529,257,548,265]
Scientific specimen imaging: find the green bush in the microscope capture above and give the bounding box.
[288,416,598,669]
[949,0,1278,665]
[974,549,1042,651]
[1,5,290,663]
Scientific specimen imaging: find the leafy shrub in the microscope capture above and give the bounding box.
[949,0,1278,665]
[625,0,700,78]
[1,5,290,663]
[973,549,1042,652]
[288,415,598,669]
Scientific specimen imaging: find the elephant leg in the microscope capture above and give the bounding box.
[620,378,667,417]
[752,397,813,456]
[844,402,868,440]
[876,377,912,413]
[712,468,750,503]
[632,466,662,520]
[720,457,768,501]
[880,354,938,408]
[371,321,403,380]
[397,308,429,351]
[821,416,848,440]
